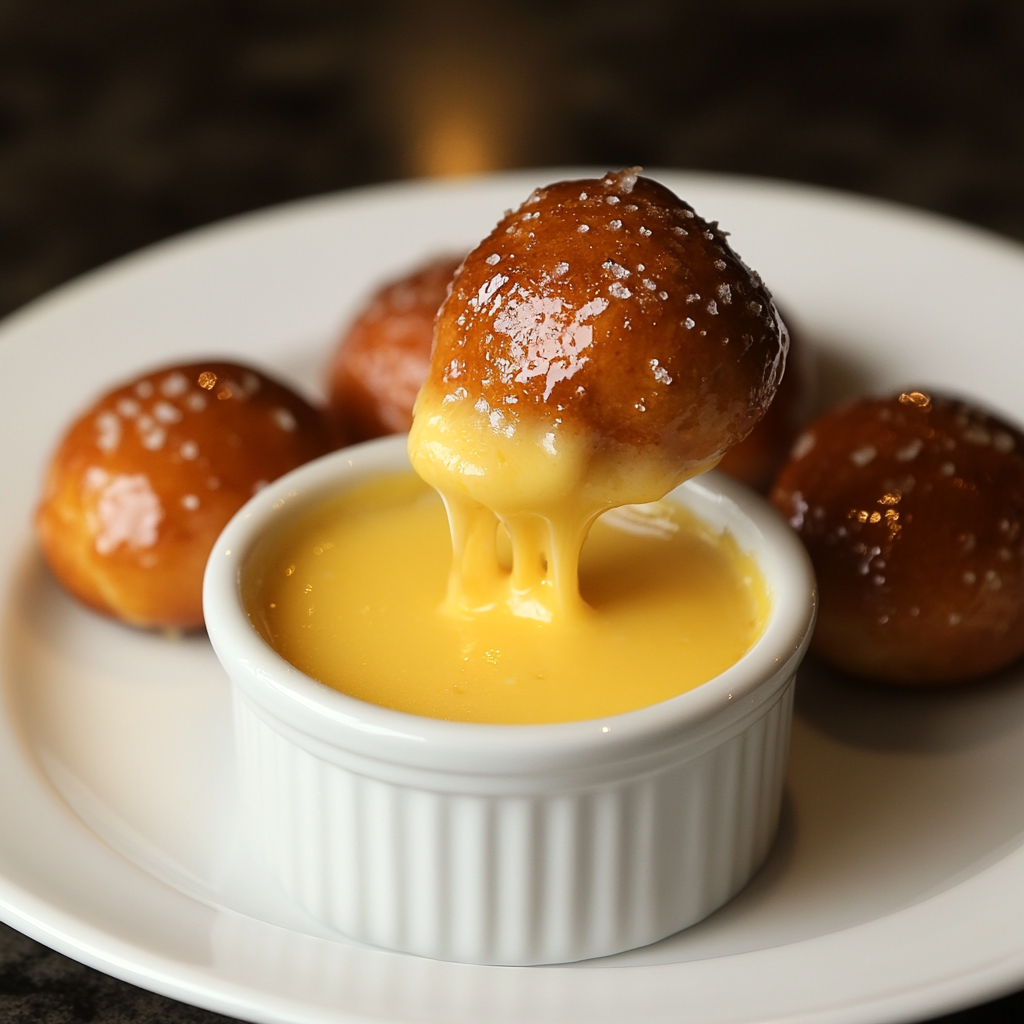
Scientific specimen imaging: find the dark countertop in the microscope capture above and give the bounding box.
[3,1,1024,1021]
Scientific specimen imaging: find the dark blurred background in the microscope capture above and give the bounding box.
[4,0,1024,320]
[3,0,1024,1021]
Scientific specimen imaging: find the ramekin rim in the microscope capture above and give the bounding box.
[203,436,816,772]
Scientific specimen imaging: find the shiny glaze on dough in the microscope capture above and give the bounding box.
[424,170,787,460]
[771,390,1024,682]
[37,361,331,629]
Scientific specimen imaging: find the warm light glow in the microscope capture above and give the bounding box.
[379,11,534,180]
[413,101,500,178]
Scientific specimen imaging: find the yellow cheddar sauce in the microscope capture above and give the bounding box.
[245,473,769,725]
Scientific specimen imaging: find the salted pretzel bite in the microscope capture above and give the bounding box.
[411,168,789,516]
[771,390,1024,683]
[329,250,807,496]
[36,361,331,630]
[328,255,462,442]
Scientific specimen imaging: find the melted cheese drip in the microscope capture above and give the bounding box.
[408,391,720,622]
[246,474,768,725]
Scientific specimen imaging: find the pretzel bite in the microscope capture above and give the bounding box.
[718,311,813,491]
[411,168,789,516]
[328,256,462,442]
[36,361,331,630]
[771,390,1024,683]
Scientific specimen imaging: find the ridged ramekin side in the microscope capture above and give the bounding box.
[234,678,794,966]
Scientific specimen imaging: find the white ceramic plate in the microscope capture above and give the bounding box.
[3,169,1024,1024]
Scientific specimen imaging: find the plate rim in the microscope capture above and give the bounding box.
[4,167,1024,1024]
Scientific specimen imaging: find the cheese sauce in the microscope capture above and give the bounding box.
[407,393,714,623]
[245,473,769,725]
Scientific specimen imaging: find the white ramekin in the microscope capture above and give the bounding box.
[204,435,815,966]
